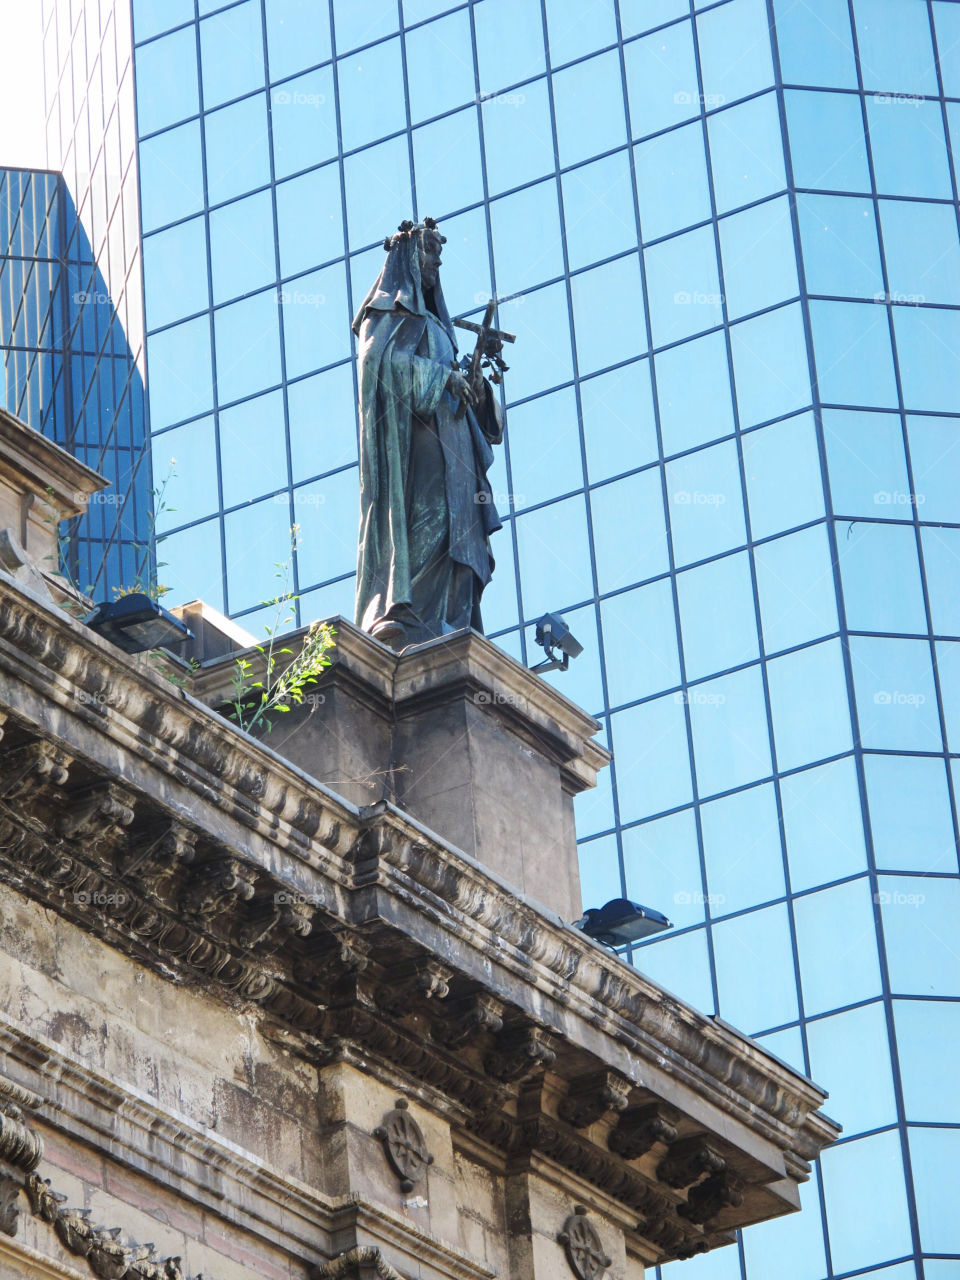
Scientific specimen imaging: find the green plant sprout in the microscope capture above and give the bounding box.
[228,525,336,735]
[113,459,177,601]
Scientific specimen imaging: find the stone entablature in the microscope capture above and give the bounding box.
[0,562,839,1278]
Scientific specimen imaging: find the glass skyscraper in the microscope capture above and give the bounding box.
[42,0,960,1275]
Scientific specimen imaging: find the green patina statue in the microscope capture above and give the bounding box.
[353,217,510,650]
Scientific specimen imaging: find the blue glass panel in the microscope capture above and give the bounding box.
[571,256,647,375]
[153,418,218,531]
[474,0,546,95]
[224,493,294,612]
[851,635,941,750]
[644,224,722,346]
[480,534,521,637]
[810,300,898,407]
[142,217,208,331]
[935,0,960,96]
[289,364,359,484]
[497,283,573,401]
[909,1128,960,1255]
[823,408,910,517]
[741,1170,828,1280]
[634,120,711,243]
[544,0,618,64]
[578,833,623,908]
[133,0,195,42]
[219,389,287,506]
[611,692,693,821]
[697,0,774,106]
[808,1001,896,1135]
[730,303,811,427]
[592,467,669,589]
[204,93,270,204]
[490,179,564,294]
[276,164,343,278]
[156,516,224,609]
[767,638,852,770]
[895,999,960,1121]
[294,466,361,584]
[667,438,746,566]
[655,329,734,456]
[633,926,714,1013]
[773,0,856,89]
[337,38,404,152]
[561,151,637,272]
[820,1129,912,1275]
[271,68,338,178]
[894,307,960,414]
[623,808,704,929]
[515,493,592,616]
[405,10,474,123]
[907,415,960,520]
[796,876,882,1013]
[782,756,867,891]
[413,108,484,218]
[708,92,786,214]
[701,783,786,915]
[854,0,938,95]
[552,50,627,167]
[199,2,265,109]
[866,97,953,198]
[601,577,681,705]
[880,874,960,995]
[136,122,206,234]
[575,729,617,837]
[688,663,772,796]
[135,26,198,134]
[623,20,700,137]
[620,0,690,38]
[209,190,276,304]
[938,638,960,751]
[298,576,356,624]
[282,263,351,377]
[343,135,413,250]
[785,88,870,192]
[505,386,582,508]
[430,206,490,317]
[755,524,839,654]
[867,753,957,872]
[332,0,397,52]
[213,290,283,403]
[744,412,823,541]
[797,192,882,298]
[922,527,960,637]
[677,550,758,681]
[714,904,798,1032]
[482,79,554,197]
[718,196,799,320]
[146,314,213,429]
[581,360,658,482]
[265,0,332,80]
[881,199,960,307]
[838,522,926,634]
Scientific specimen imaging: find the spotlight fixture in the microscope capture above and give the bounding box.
[574,898,672,947]
[84,592,193,655]
[531,611,583,674]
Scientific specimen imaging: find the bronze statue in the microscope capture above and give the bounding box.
[352,217,512,650]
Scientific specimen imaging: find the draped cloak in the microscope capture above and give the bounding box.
[352,233,503,645]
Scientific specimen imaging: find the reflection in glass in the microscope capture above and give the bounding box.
[622,808,703,930]
[851,636,941,751]
[644,223,722,346]
[729,304,811,428]
[797,192,882,299]
[837,521,926,634]
[276,163,344,277]
[611,693,693,821]
[767,639,852,771]
[624,20,699,138]
[676,550,759,681]
[794,877,882,1014]
[515,493,592,617]
[666,439,746,567]
[214,290,283,404]
[146,314,213,429]
[581,361,658,482]
[807,1001,897,1135]
[265,0,332,81]
[820,1130,913,1275]
[785,89,870,193]
[139,122,205,233]
[561,150,637,272]
[209,190,276,303]
[634,119,711,243]
[601,578,680,706]
[571,256,647,375]
[482,79,554,197]
[718,197,798,320]
[205,94,270,204]
[701,783,786,916]
[135,26,199,134]
[697,0,774,106]
[824,408,909,518]
[413,109,484,217]
[707,92,786,214]
[655,329,734,457]
[773,0,856,88]
[755,524,838,654]
[552,51,627,167]
[714,904,798,1032]
[894,999,960,1122]
[271,68,338,178]
[743,412,824,539]
[219,390,288,507]
[199,1,265,109]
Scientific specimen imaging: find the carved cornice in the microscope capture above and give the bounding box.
[310,1247,404,1279]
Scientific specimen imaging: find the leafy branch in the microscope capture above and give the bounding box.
[113,458,177,601]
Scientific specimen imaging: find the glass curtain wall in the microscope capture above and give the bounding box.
[127,0,958,1275]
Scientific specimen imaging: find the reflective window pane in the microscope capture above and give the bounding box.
[633,926,715,1014]
[796,193,883,299]
[894,998,960,1122]
[282,263,351,377]
[544,0,618,65]
[622,808,704,930]
[153,417,218,530]
[516,493,592,616]
[655,329,735,456]
[741,1169,828,1280]
[697,0,774,106]
[205,93,271,204]
[866,754,957,873]
[773,0,856,89]
[795,876,882,1014]
[142,217,209,331]
[743,411,824,538]
[611,693,693,821]
[271,68,338,178]
[289,364,359,484]
[601,577,681,705]
[332,0,397,53]
[498,283,573,401]
[139,122,204,232]
[343,135,413,249]
[755,524,839,654]
[490,180,564,293]
[413,109,484,218]
[592,467,669,590]
[908,414,960,520]
[820,1130,913,1275]
[714,904,798,1033]
[265,0,332,81]
[133,0,194,42]
[667,439,746,567]
[158,516,224,609]
[214,290,283,403]
[934,0,960,95]
[708,92,786,214]
[571,255,647,375]
[581,361,658,483]
[224,493,293,612]
[909,1127,960,1256]
[561,150,637,272]
[294,466,361,584]
[337,38,405,152]
[785,88,870,193]
[808,1001,896,1135]
[782,756,868,891]
[688,663,772,797]
[219,389,287,506]
[135,26,198,134]
[824,408,910,518]
[880,198,960,307]
[730,304,812,427]
[644,223,722,346]
[620,0,690,38]
[146,314,213,429]
[880,875,960,996]
[677,550,758,681]
[837,522,926,634]
[866,97,953,199]
[635,119,711,243]
[276,163,344,277]
[894,307,960,414]
[854,0,938,96]
[851,636,941,750]
[921,527,960,637]
[209,190,276,303]
[767,638,852,771]
[482,79,554,197]
[405,10,474,123]
[578,832,623,907]
[810,301,898,408]
[505,387,582,508]
[624,20,700,137]
[199,1,265,109]
[719,196,798,321]
[553,50,627,166]
[474,0,545,95]
[702,782,786,918]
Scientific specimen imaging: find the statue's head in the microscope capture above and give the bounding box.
[382,217,446,289]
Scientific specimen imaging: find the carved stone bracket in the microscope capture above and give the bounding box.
[118,822,197,891]
[432,991,504,1048]
[678,1170,744,1225]
[657,1138,725,1189]
[608,1102,679,1161]
[373,1099,434,1193]
[485,1025,556,1083]
[295,931,371,989]
[0,740,71,801]
[0,1070,44,1238]
[376,959,452,1016]
[310,1247,404,1279]
[238,894,315,951]
[558,1070,632,1130]
[180,855,257,918]
[557,1205,611,1280]
[56,782,135,854]
[24,1173,193,1279]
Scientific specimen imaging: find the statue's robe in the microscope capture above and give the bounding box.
[353,239,502,646]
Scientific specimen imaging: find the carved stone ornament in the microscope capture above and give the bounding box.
[372,1098,433,1193]
[310,1247,404,1279]
[558,1070,632,1130]
[0,1176,21,1237]
[557,1205,612,1280]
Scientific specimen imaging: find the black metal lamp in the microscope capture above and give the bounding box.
[574,897,672,947]
[83,592,193,655]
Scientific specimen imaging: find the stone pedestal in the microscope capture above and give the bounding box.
[191,620,610,923]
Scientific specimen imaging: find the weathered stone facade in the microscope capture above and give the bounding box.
[0,410,839,1280]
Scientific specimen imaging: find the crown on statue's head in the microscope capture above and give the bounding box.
[382,216,446,252]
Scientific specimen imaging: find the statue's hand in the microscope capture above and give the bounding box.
[446,369,476,406]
